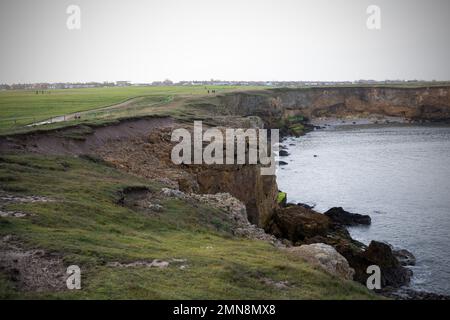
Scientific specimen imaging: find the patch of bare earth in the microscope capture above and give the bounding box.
[0,235,67,292]
[0,117,175,155]
[0,192,55,218]
[97,127,191,189]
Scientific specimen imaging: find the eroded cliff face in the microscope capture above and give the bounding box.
[3,86,450,230]
[220,86,450,123]
[96,129,278,227]
[187,164,278,226]
[0,119,278,228]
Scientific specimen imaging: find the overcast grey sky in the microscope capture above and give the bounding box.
[0,0,449,83]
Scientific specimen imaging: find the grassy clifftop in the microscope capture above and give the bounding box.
[0,154,375,299]
[0,86,261,133]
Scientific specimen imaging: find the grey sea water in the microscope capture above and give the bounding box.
[277,125,450,294]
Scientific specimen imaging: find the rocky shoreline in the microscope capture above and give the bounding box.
[275,139,449,300]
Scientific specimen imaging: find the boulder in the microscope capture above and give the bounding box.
[267,206,330,243]
[363,241,399,267]
[364,241,412,287]
[324,207,371,226]
[287,243,354,280]
[393,249,416,266]
[344,241,412,288]
[307,236,413,289]
[264,205,410,289]
[279,150,290,157]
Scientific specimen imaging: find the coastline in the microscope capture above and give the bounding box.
[277,122,450,299]
[2,85,450,299]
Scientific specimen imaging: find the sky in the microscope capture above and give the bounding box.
[0,0,449,84]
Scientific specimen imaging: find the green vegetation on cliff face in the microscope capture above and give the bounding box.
[277,192,287,205]
[0,154,376,299]
[289,124,305,136]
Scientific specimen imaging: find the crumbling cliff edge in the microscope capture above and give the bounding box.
[2,85,450,299]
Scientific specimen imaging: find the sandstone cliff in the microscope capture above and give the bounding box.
[219,86,450,123]
[188,164,278,226]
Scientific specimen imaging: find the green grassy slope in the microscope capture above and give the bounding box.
[0,86,257,131]
[0,154,376,299]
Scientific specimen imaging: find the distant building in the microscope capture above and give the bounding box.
[116,81,131,87]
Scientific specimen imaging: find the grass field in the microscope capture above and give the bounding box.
[0,86,258,133]
[0,154,376,299]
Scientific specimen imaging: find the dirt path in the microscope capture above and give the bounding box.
[28,96,147,126]
[26,87,257,128]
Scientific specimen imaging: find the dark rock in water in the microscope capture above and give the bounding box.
[327,240,411,289]
[363,241,399,267]
[278,161,288,166]
[324,207,371,226]
[297,202,315,210]
[328,239,412,290]
[267,206,331,243]
[313,155,318,157]
[393,249,416,266]
[289,143,295,146]
[362,241,412,288]
[279,150,290,157]
[265,205,410,289]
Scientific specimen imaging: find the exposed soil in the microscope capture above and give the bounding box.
[0,235,67,292]
[107,260,169,268]
[0,116,175,156]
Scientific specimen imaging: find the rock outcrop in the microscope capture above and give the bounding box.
[161,189,281,245]
[189,164,278,227]
[266,205,412,288]
[220,86,450,124]
[324,207,371,226]
[393,249,416,266]
[360,241,412,288]
[266,206,330,243]
[287,243,355,281]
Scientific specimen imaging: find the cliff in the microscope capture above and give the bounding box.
[188,164,278,226]
[0,118,278,228]
[3,85,449,298]
[219,86,450,123]
[2,85,450,231]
